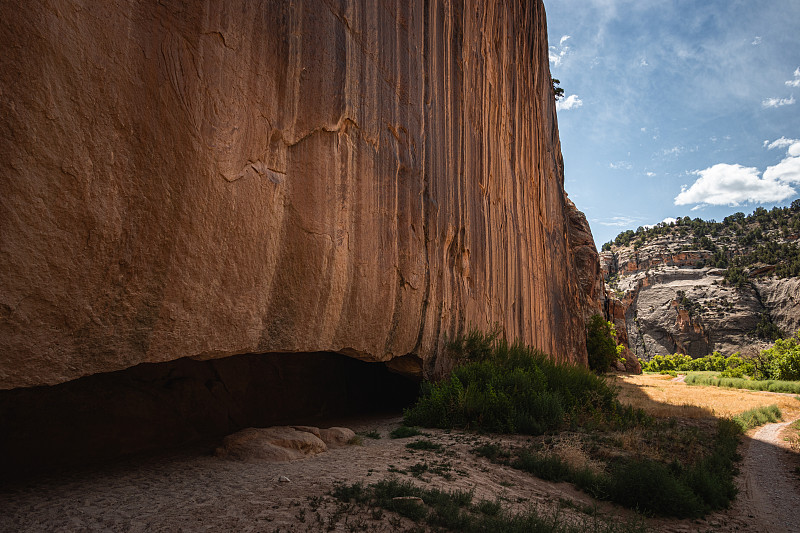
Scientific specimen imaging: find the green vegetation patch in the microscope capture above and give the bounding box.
[390,426,425,439]
[404,329,647,435]
[405,439,443,452]
[731,405,782,432]
[685,374,800,395]
[602,202,800,280]
[331,477,648,533]
[642,333,800,383]
[474,419,741,519]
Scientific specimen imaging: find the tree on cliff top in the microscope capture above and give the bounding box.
[552,78,565,100]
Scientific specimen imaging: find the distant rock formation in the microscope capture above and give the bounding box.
[564,199,640,372]
[602,210,800,360]
[0,0,596,390]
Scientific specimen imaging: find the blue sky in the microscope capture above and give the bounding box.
[545,0,800,248]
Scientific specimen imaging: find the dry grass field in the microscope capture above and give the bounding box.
[612,373,800,422]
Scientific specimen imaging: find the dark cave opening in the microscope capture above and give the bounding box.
[0,352,421,480]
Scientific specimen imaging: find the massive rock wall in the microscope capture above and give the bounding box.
[0,0,589,389]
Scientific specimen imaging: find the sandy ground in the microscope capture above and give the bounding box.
[0,414,635,532]
[1,387,799,532]
[724,419,800,533]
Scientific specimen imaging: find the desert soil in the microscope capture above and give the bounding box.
[721,419,800,533]
[1,386,799,532]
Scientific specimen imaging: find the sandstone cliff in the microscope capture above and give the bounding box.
[0,0,592,390]
[603,209,800,360]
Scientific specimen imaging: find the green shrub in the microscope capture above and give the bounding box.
[390,426,424,439]
[404,330,635,434]
[406,439,443,451]
[476,419,741,518]
[608,459,703,518]
[511,449,572,482]
[586,314,619,373]
[732,405,782,431]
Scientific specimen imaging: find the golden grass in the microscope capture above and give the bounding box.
[543,433,605,476]
[612,373,800,420]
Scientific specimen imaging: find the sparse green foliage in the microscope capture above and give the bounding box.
[603,203,800,280]
[753,312,784,341]
[391,426,424,439]
[332,476,649,533]
[406,439,443,452]
[472,419,741,518]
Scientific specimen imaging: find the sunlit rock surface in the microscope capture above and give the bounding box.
[0,0,593,389]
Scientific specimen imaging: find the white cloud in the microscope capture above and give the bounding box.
[678,139,800,207]
[765,137,799,150]
[751,36,762,45]
[645,171,656,177]
[787,67,800,88]
[609,161,632,170]
[556,94,583,111]
[762,95,796,108]
[549,35,571,67]
[675,163,795,206]
[639,57,649,67]
[763,141,800,183]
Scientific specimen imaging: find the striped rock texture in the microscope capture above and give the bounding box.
[0,0,596,389]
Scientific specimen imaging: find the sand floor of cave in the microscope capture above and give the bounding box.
[1,382,799,532]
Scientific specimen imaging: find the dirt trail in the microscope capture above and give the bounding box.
[729,419,800,533]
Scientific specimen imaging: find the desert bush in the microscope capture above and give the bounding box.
[404,330,639,434]
[607,459,704,518]
[586,314,619,373]
[390,426,424,439]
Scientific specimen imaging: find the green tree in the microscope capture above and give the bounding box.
[762,332,800,381]
[552,78,565,100]
[586,314,618,373]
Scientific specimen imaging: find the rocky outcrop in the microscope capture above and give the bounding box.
[606,238,800,360]
[214,425,356,463]
[0,0,592,390]
[623,267,768,358]
[754,278,800,338]
[565,198,605,321]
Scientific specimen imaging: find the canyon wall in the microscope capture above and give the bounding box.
[602,235,800,360]
[0,0,590,390]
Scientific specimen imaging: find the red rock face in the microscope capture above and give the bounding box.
[0,0,590,389]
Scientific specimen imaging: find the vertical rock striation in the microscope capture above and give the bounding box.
[0,0,591,389]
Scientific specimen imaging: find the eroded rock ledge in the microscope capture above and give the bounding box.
[0,0,593,390]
